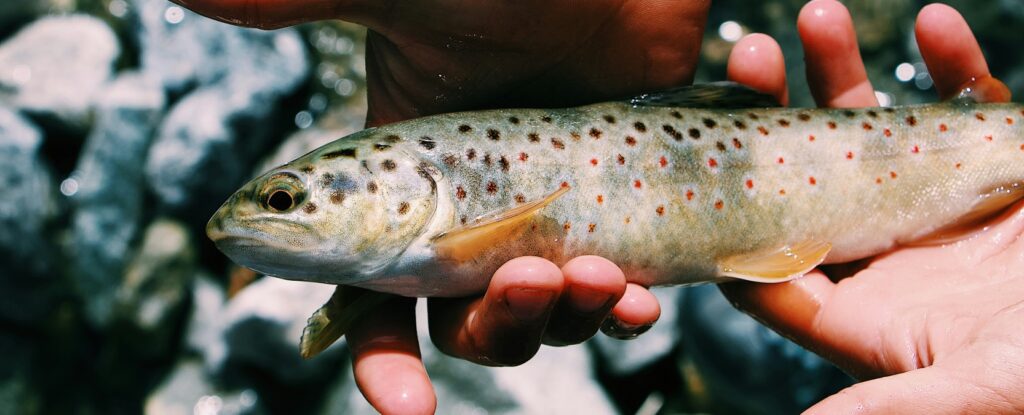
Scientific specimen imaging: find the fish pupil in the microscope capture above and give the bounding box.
[268,190,294,212]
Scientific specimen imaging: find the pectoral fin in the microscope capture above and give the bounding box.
[299,285,393,359]
[718,240,832,282]
[433,186,570,262]
[909,182,1024,246]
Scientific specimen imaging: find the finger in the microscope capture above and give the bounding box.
[915,4,1009,102]
[348,297,436,415]
[798,0,878,108]
[805,365,1011,414]
[169,0,362,29]
[727,33,790,106]
[600,283,661,339]
[542,256,627,346]
[428,257,563,366]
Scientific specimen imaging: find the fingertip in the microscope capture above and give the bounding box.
[915,3,991,100]
[355,353,437,415]
[561,256,627,293]
[797,0,877,108]
[602,284,660,339]
[490,256,565,293]
[727,33,789,106]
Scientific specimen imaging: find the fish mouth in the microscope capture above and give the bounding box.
[207,216,319,253]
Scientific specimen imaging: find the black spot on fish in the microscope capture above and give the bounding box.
[466,148,477,160]
[300,165,315,174]
[797,113,811,122]
[330,191,344,204]
[384,134,401,143]
[906,116,918,126]
[552,138,565,150]
[419,137,436,150]
[303,203,317,214]
[541,116,553,123]
[528,133,540,142]
[367,181,378,193]
[734,120,747,130]
[703,118,717,129]
[397,202,410,215]
[663,125,683,140]
[499,156,510,172]
[487,129,501,140]
[484,153,493,166]
[748,113,760,120]
[827,121,837,130]
[732,138,743,149]
[443,154,459,166]
[374,143,391,151]
[634,122,647,133]
[515,194,526,204]
[716,141,727,152]
[589,128,602,138]
[777,119,791,127]
[688,128,701,139]
[319,173,334,187]
[321,148,357,159]
[570,131,582,141]
[976,112,987,121]
[671,111,683,120]
[884,108,896,113]
[486,181,498,193]
[603,115,617,123]
[458,124,472,133]
[508,116,520,124]
[867,110,879,118]
[843,110,856,118]
[381,159,397,171]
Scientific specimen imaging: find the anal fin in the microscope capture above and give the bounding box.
[432,186,569,262]
[719,240,832,283]
[300,285,393,359]
[909,183,1024,246]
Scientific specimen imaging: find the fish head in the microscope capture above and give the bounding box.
[207,137,438,284]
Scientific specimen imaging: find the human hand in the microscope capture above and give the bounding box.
[722,1,1024,413]
[171,0,710,413]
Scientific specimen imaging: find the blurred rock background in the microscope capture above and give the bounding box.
[0,0,1020,414]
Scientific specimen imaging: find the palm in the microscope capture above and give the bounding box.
[812,204,1024,381]
[360,0,709,125]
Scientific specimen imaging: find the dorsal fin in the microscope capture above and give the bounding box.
[629,82,781,109]
[432,185,569,262]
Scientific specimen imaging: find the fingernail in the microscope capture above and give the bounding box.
[601,316,654,340]
[568,287,614,315]
[505,288,556,322]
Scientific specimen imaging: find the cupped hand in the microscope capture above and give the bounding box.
[723,2,1024,413]
[171,0,708,413]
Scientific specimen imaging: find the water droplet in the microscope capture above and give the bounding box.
[334,78,356,96]
[164,6,185,24]
[718,21,744,42]
[107,0,128,17]
[295,111,314,129]
[309,93,328,112]
[59,177,79,196]
[875,91,893,107]
[894,63,915,82]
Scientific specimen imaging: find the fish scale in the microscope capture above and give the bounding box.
[207,84,1024,298]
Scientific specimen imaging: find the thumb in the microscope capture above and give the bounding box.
[805,365,1011,414]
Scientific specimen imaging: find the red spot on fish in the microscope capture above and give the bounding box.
[634,180,643,189]
[456,186,466,200]
[875,177,883,184]
[976,113,986,121]
[708,158,718,168]
[732,138,743,149]
[808,135,816,142]
[940,124,948,132]
[486,181,498,193]
[745,179,754,189]
[1020,144,1024,151]
[625,216,632,224]
[588,223,597,233]
[808,176,817,185]
[890,171,898,179]
[563,222,571,231]
[515,194,526,204]
[625,136,637,146]
[757,126,769,136]
[686,189,695,201]
[597,195,604,204]
[862,122,873,131]
[714,200,724,210]
[1007,117,1015,125]
[779,189,786,195]
[659,156,668,168]
[519,152,529,162]
[590,158,599,166]
[617,154,626,165]
[884,128,893,137]
[846,151,854,160]
[828,121,837,130]
[777,157,785,165]
[956,162,963,169]
[656,205,665,216]
[985,135,993,142]
[912,145,920,154]
[906,116,918,126]
[561,181,570,188]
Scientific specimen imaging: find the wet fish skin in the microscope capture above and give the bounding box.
[207,94,1024,297]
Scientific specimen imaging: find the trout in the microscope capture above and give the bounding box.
[206,83,1024,356]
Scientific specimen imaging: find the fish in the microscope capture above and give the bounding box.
[206,82,1024,357]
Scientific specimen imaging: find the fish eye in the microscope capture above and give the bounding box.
[267,190,294,212]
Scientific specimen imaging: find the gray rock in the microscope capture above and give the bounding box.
[69,73,166,326]
[145,360,264,415]
[324,301,617,414]
[678,285,852,414]
[0,15,120,130]
[196,278,343,383]
[0,106,58,324]
[590,287,684,375]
